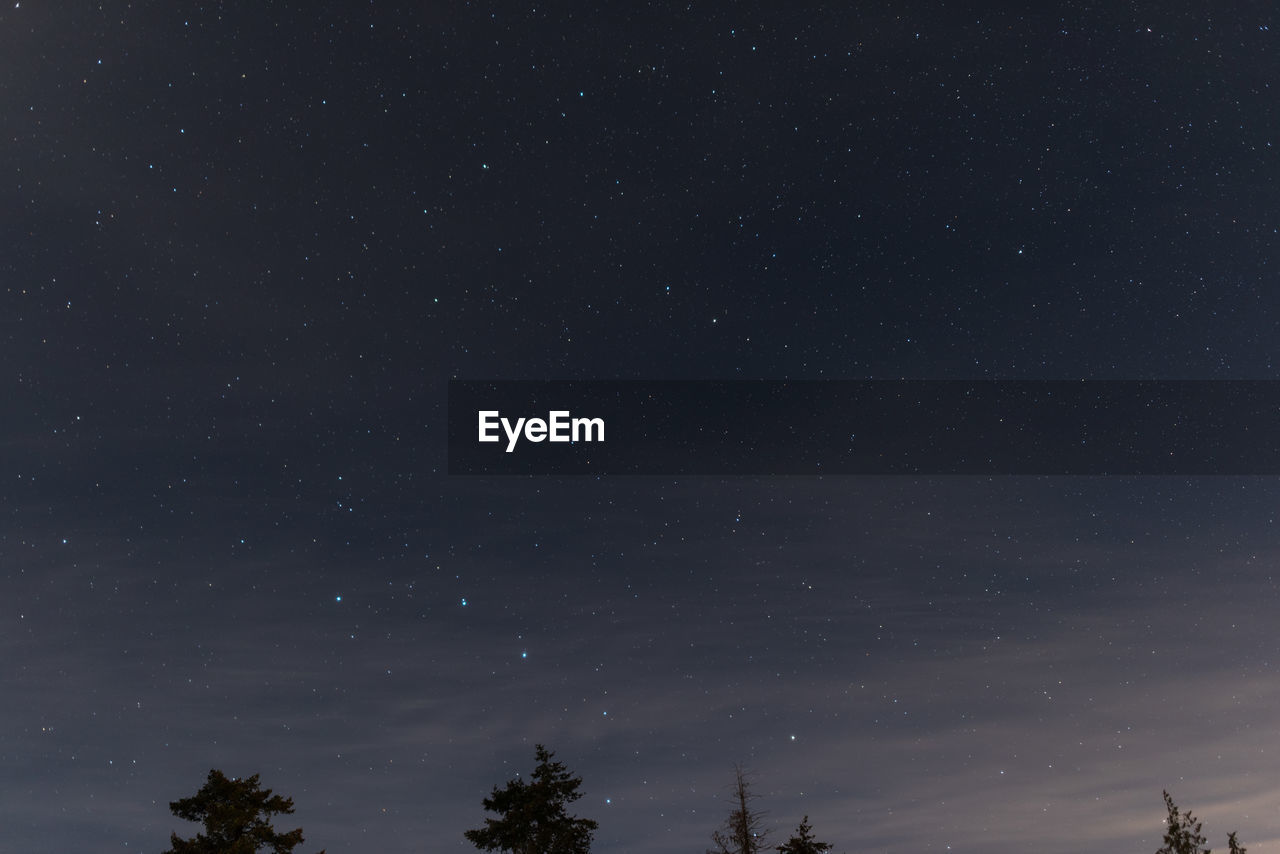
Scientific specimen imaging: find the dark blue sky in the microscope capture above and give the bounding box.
[4,3,1280,853]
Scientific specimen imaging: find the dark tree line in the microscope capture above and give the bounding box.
[461,749,833,854]
[154,762,1247,854]
[458,752,1251,854]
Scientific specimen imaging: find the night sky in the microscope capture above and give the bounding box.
[5,3,1280,853]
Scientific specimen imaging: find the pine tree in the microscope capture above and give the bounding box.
[163,769,322,854]
[464,744,598,854]
[708,764,769,854]
[1157,790,1209,854]
[1155,791,1248,854]
[776,816,832,854]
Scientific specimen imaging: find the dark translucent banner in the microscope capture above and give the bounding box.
[447,381,1280,475]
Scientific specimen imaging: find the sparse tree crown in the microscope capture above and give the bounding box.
[708,764,770,854]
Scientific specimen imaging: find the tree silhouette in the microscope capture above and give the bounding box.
[1157,791,1246,854]
[464,744,598,854]
[163,769,322,854]
[708,764,769,854]
[776,816,832,854]
[1157,790,1209,854]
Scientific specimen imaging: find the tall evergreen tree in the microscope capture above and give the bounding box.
[464,744,598,854]
[1156,791,1246,854]
[776,816,832,854]
[163,769,322,854]
[708,764,769,854]
[1157,790,1209,854]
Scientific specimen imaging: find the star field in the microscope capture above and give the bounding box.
[5,3,1280,854]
